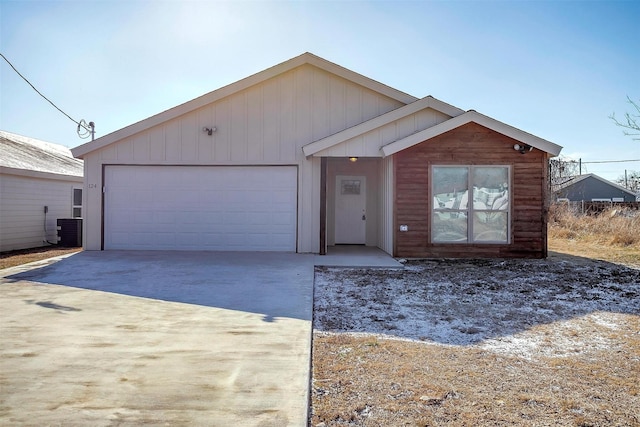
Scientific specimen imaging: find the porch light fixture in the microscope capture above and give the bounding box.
[203,126,217,136]
[513,143,533,154]
[349,157,358,162]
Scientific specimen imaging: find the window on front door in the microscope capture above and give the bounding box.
[432,166,510,243]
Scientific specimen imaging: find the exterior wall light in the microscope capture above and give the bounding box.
[203,127,217,136]
[513,143,533,154]
[349,157,358,162]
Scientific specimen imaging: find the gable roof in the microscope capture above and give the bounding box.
[0,130,83,179]
[71,52,418,159]
[302,96,465,156]
[304,107,562,158]
[381,110,562,157]
[71,52,562,160]
[555,173,636,197]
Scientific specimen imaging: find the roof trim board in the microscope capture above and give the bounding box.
[381,110,563,157]
[71,52,418,158]
[302,96,464,157]
[0,166,83,182]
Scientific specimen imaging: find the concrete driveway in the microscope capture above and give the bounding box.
[0,251,314,426]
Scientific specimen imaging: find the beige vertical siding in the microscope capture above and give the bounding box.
[81,64,405,251]
[314,108,450,157]
[378,156,394,255]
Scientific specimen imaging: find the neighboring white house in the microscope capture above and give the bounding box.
[72,53,562,257]
[0,130,84,252]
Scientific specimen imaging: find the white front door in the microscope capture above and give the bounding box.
[335,175,366,244]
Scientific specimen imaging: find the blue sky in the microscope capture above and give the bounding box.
[1,0,639,181]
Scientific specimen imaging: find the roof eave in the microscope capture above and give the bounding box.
[303,96,465,157]
[72,52,419,159]
[381,110,563,157]
[0,166,83,181]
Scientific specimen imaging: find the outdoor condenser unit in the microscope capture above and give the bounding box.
[57,218,82,247]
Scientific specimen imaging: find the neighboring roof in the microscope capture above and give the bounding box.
[0,130,83,178]
[72,52,419,159]
[555,173,636,197]
[380,110,562,157]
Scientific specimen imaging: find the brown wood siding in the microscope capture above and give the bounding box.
[394,122,549,259]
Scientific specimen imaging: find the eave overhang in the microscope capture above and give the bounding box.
[381,110,562,157]
[72,52,418,159]
[302,96,464,157]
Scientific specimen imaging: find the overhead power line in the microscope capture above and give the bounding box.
[0,52,94,139]
[582,159,640,164]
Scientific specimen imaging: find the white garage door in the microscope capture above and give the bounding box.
[104,166,297,251]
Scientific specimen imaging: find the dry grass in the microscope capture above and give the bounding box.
[313,319,640,426]
[548,205,640,268]
[548,204,640,245]
[312,207,640,426]
[0,246,81,270]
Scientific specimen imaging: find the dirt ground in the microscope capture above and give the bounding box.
[311,248,640,426]
[0,246,80,270]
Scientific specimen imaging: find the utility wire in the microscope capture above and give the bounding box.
[1,52,91,132]
[582,159,640,164]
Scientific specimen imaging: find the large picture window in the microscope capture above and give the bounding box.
[432,166,509,243]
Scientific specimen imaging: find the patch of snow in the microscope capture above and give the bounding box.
[314,258,640,361]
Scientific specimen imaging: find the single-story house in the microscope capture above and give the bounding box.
[0,130,84,252]
[72,53,562,258]
[554,173,637,202]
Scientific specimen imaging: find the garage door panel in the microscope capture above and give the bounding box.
[105,166,297,251]
[273,212,295,225]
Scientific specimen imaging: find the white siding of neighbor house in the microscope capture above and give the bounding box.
[0,172,82,252]
[81,64,405,252]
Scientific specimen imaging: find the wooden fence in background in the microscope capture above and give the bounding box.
[556,201,640,215]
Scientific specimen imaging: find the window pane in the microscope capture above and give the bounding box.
[433,167,468,210]
[73,189,83,206]
[473,212,508,242]
[73,208,82,218]
[433,212,468,242]
[341,180,360,195]
[473,167,508,210]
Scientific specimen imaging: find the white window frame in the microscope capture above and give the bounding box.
[72,187,83,218]
[431,165,511,244]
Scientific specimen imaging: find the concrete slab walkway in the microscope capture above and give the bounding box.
[0,251,314,427]
[315,246,404,268]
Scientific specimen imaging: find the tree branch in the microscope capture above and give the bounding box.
[610,96,640,140]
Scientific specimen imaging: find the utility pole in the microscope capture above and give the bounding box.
[625,169,628,188]
[77,119,95,141]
